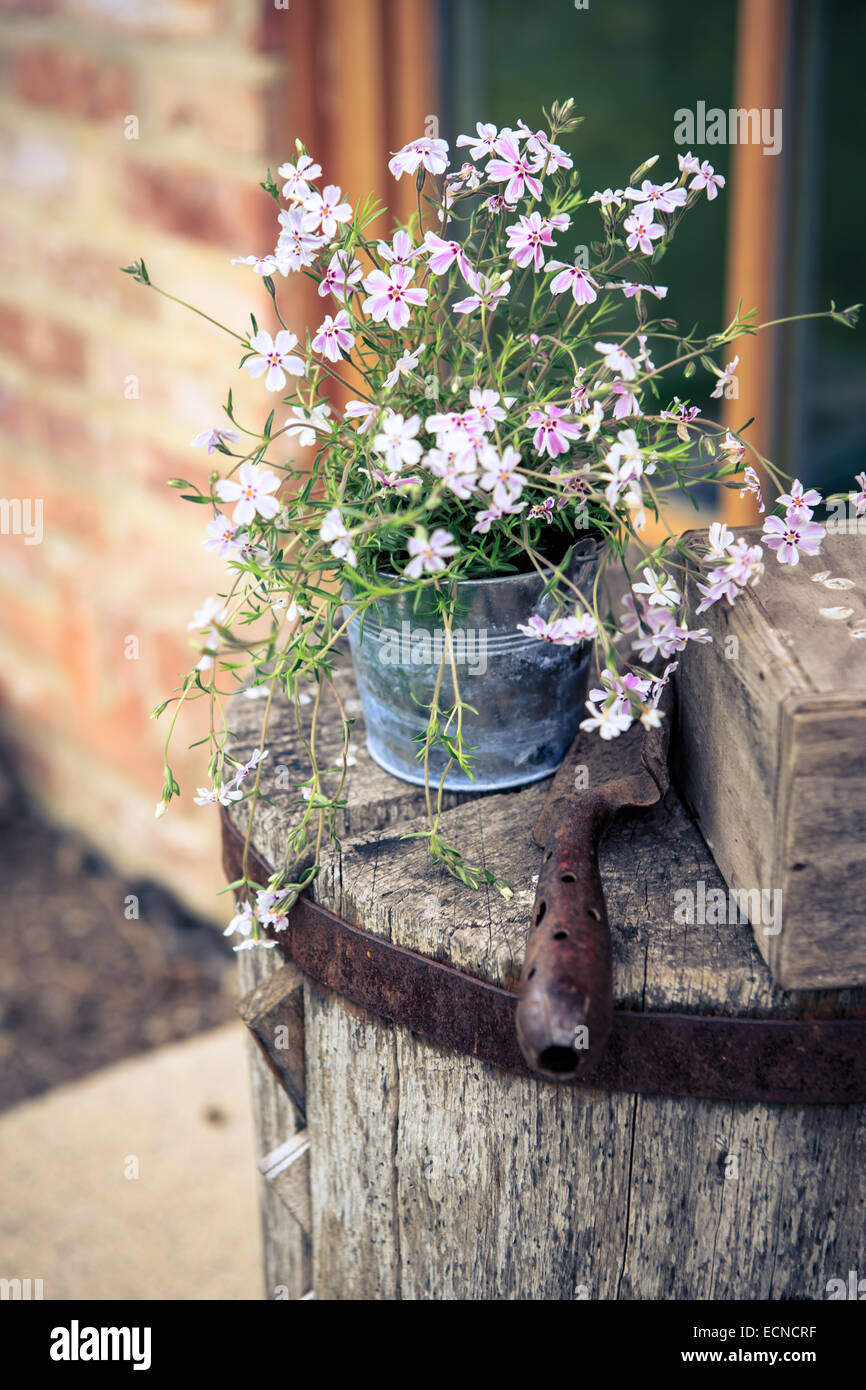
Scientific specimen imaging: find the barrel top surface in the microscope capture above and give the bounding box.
[226,660,865,1021]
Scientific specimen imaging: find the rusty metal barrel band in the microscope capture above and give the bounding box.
[221,810,866,1104]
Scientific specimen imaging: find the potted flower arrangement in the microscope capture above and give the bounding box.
[126,98,859,950]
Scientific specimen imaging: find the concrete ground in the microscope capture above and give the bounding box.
[0,1023,263,1300]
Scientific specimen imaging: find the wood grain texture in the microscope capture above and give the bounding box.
[227,644,866,1300]
[236,947,312,1300]
[677,527,866,988]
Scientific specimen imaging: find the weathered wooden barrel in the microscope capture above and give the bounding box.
[225,667,866,1301]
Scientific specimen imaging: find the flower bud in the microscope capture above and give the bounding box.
[629,154,659,183]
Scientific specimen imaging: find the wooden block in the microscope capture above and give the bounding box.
[236,947,311,1301]
[676,527,866,988]
[259,1132,312,1238]
[237,962,307,1122]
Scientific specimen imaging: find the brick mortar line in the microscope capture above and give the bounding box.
[0,212,279,298]
[0,2,275,54]
[0,96,282,181]
[0,27,284,80]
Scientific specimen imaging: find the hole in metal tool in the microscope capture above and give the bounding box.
[538,1045,578,1075]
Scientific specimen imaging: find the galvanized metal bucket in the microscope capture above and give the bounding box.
[342,538,601,792]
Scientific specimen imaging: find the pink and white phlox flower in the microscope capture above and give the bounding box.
[517,613,595,645]
[777,479,822,519]
[426,433,478,499]
[215,463,282,525]
[762,513,825,566]
[377,230,421,268]
[479,444,526,507]
[446,161,482,193]
[230,748,269,790]
[319,508,357,569]
[284,404,333,448]
[275,207,328,272]
[695,571,743,614]
[548,260,598,305]
[625,178,686,214]
[719,431,746,465]
[594,340,638,380]
[677,151,701,175]
[303,184,352,239]
[455,122,500,161]
[631,609,709,662]
[388,137,449,180]
[689,161,725,200]
[363,467,421,490]
[633,565,680,609]
[452,268,511,315]
[505,212,558,271]
[569,370,588,410]
[372,411,423,471]
[471,499,525,534]
[738,463,764,511]
[706,521,736,559]
[724,540,765,587]
[485,134,544,203]
[191,426,240,454]
[194,783,242,807]
[588,188,624,209]
[849,472,866,516]
[466,388,510,433]
[277,154,322,201]
[421,231,474,281]
[231,254,278,276]
[361,264,428,330]
[661,397,699,442]
[611,381,641,419]
[582,400,605,441]
[403,528,459,579]
[710,355,739,399]
[579,699,633,740]
[635,334,656,371]
[312,310,354,363]
[384,346,423,391]
[604,280,668,300]
[245,329,306,391]
[203,513,240,559]
[527,404,583,459]
[318,250,363,300]
[344,400,378,434]
[623,208,664,256]
[603,428,647,481]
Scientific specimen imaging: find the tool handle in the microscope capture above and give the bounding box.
[516,797,613,1080]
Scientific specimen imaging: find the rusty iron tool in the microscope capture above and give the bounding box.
[515,689,671,1082]
[221,806,866,1104]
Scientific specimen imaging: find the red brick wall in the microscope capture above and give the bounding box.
[0,0,290,918]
